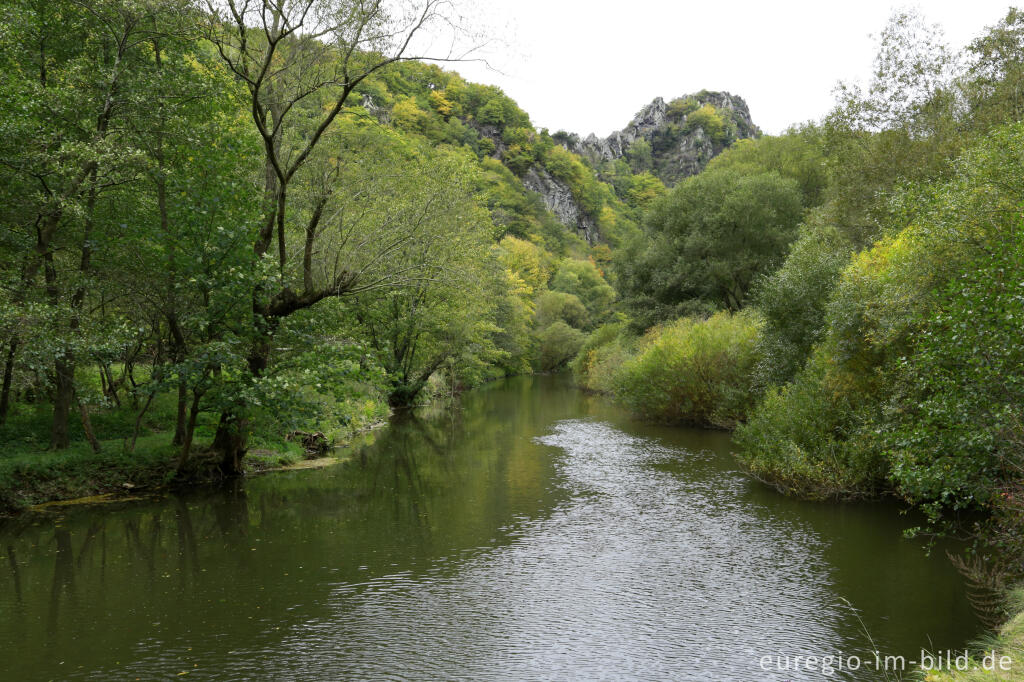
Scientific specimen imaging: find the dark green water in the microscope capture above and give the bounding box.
[0,375,978,680]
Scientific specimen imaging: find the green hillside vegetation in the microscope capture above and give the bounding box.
[0,0,654,504]
[574,9,1024,625]
[6,0,1024,659]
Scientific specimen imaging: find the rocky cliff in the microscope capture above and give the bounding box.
[557,91,760,187]
[366,85,761,245]
[521,167,597,243]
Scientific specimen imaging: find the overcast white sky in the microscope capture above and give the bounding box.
[444,1,1017,136]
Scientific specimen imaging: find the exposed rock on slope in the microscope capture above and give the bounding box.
[558,91,760,186]
[522,167,597,243]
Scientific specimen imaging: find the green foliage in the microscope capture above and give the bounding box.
[683,104,729,142]
[876,125,1024,526]
[536,321,587,372]
[536,291,589,330]
[824,9,964,247]
[963,8,1024,133]
[706,124,828,207]
[885,235,1024,521]
[739,122,1024,512]
[623,173,667,209]
[335,144,503,406]
[0,0,632,482]
[752,217,856,387]
[549,259,616,328]
[665,97,699,120]
[612,311,763,428]
[570,322,636,394]
[734,351,887,498]
[617,167,804,326]
[626,138,654,173]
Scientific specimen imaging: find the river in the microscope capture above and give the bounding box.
[0,374,979,680]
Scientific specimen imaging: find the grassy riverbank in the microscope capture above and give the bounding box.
[0,391,388,516]
[923,588,1024,681]
[0,435,318,516]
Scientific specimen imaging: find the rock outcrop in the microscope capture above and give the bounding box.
[365,88,761,244]
[521,167,597,243]
[557,91,759,186]
[360,94,390,125]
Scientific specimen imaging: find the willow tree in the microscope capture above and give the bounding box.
[202,0,476,474]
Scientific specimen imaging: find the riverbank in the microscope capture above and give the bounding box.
[0,373,981,680]
[0,420,385,517]
[0,436,287,516]
[926,588,1024,680]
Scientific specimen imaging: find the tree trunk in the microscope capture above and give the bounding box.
[212,335,271,476]
[76,396,101,454]
[172,379,187,446]
[102,363,121,407]
[212,412,248,477]
[178,390,203,472]
[0,339,17,425]
[128,389,156,454]
[50,354,74,450]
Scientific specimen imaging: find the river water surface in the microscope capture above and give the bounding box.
[0,375,978,680]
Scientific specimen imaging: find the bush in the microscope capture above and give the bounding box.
[536,321,587,371]
[734,350,888,499]
[739,122,1024,507]
[570,322,635,393]
[753,217,855,388]
[666,96,699,120]
[549,259,616,327]
[612,310,763,428]
[684,104,728,142]
[881,166,1024,524]
[535,290,589,330]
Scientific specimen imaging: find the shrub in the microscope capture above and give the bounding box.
[666,96,699,120]
[739,122,1024,506]
[535,290,589,330]
[612,310,763,428]
[549,259,616,327]
[684,104,727,142]
[536,321,587,371]
[570,322,635,394]
[883,199,1024,525]
[734,349,888,499]
[753,217,855,388]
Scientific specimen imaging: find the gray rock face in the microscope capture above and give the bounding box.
[522,167,597,243]
[559,91,759,186]
[360,94,390,125]
[367,87,758,244]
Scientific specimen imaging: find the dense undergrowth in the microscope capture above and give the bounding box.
[0,0,647,496]
[573,8,1024,638]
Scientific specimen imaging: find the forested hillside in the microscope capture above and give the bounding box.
[573,9,1024,631]
[5,0,1024,673]
[0,0,750,505]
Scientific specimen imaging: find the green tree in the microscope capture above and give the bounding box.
[0,0,194,447]
[201,0,467,474]
[751,217,855,387]
[549,259,616,329]
[706,124,827,207]
[963,8,1024,133]
[536,321,586,371]
[617,168,804,326]
[340,148,501,407]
